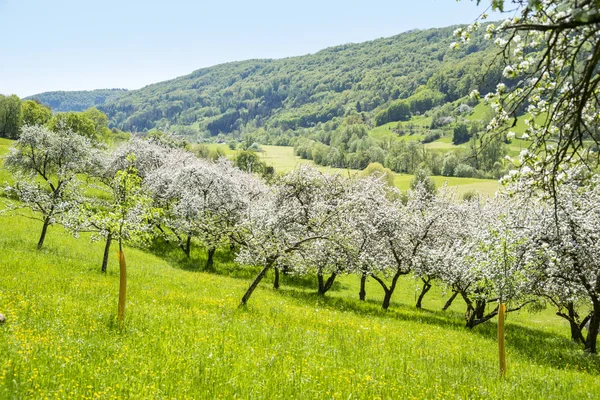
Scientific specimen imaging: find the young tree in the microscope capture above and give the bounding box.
[3,125,97,248]
[75,154,157,320]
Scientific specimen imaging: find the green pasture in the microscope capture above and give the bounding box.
[0,204,599,399]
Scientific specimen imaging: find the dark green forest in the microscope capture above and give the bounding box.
[24,89,128,112]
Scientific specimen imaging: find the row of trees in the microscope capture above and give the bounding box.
[3,126,599,352]
[293,117,508,178]
[232,162,599,353]
[0,94,126,143]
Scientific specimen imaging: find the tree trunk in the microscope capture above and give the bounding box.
[205,247,216,271]
[240,259,274,306]
[184,235,191,258]
[372,270,405,310]
[317,272,337,295]
[273,267,280,289]
[117,241,127,322]
[101,234,112,273]
[475,299,486,319]
[317,272,324,294]
[37,216,51,249]
[584,303,599,354]
[382,290,393,310]
[442,291,459,311]
[359,273,367,301]
[566,302,585,343]
[465,299,487,327]
[416,278,432,309]
[324,273,337,293]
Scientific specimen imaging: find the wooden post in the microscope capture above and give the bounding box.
[498,303,506,376]
[117,250,127,322]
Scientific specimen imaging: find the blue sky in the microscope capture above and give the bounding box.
[0,0,501,97]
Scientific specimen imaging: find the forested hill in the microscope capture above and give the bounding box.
[25,89,128,112]
[31,24,500,136]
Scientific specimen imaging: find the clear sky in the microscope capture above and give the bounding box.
[0,0,500,98]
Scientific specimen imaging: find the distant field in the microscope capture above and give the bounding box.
[366,103,538,163]
[223,144,501,195]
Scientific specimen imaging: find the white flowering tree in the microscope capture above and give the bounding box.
[408,187,462,309]
[64,145,161,273]
[3,125,98,249]
[365,185,455,310]
[148,156,263,270]
[430,194,538,328]
[234,165,351,306]
[343,175,396,301]
[105,139,200,257]
[457,0,600,178]
[512,166,600,353]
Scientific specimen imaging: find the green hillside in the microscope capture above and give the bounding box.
[95,24,499,136]
[25,89,128,113]
[1,183,599,399]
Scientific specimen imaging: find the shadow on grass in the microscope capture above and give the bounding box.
[145,238,347,292]
[270,286,600,375]
[147,238,600,374]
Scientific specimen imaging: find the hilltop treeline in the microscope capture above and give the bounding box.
[24,89,128,112]
[26,24,500,138]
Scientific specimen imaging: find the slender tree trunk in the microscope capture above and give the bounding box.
[442,291,459,311]
[117,241,127,322]
[416,278,432,309]
[37,216,51,249]
[185,235,191,258]
[359,273,367,301]
[565,302,585,343]
[101,234,112,273]
[317,272,337,295]
[273,267,280,289]
[372,270,405,310]
[240,259,274,306]
[317,272,324,295]
[584,304,599,354]
[324,272,337,293]
[205,247,216,271]
[382,289,393,310]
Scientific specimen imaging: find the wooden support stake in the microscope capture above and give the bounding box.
[117,250,127,322]
[498,303,506,377]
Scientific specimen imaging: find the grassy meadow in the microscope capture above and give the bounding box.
[2,136,598,399]
[203,144,500,196]
[1,199,600,399]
